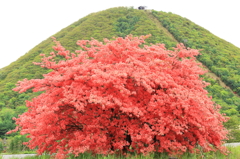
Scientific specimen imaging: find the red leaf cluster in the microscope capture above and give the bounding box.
[9,35,228,158]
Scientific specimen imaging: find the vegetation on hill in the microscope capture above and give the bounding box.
[152,11,240,95]
[0,7,240,150]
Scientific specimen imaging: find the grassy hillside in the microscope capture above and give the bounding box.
[152,11,240,95]
[0,7,240,142]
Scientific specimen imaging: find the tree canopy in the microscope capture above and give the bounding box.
[9,35,228,158]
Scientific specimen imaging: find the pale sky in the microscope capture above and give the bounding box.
[0,0,239,69]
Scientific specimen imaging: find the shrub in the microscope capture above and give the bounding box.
[8,35,228,159]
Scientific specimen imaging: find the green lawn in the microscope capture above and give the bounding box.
[1,146,240,159]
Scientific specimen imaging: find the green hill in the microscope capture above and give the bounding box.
[0,7,240,142]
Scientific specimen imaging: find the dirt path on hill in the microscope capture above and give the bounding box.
[146,11,239,98]
[203,65,240,97]
[145,11,178,43]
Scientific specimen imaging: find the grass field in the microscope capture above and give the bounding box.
[1,146,240,159]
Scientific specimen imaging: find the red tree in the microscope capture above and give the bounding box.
[8,35,228,158]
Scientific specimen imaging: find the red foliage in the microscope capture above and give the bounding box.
[8,35,228,158]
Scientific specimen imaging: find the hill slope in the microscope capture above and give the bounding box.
[0,7,240,141]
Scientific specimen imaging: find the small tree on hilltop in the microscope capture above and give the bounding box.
[8,35,228,158]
